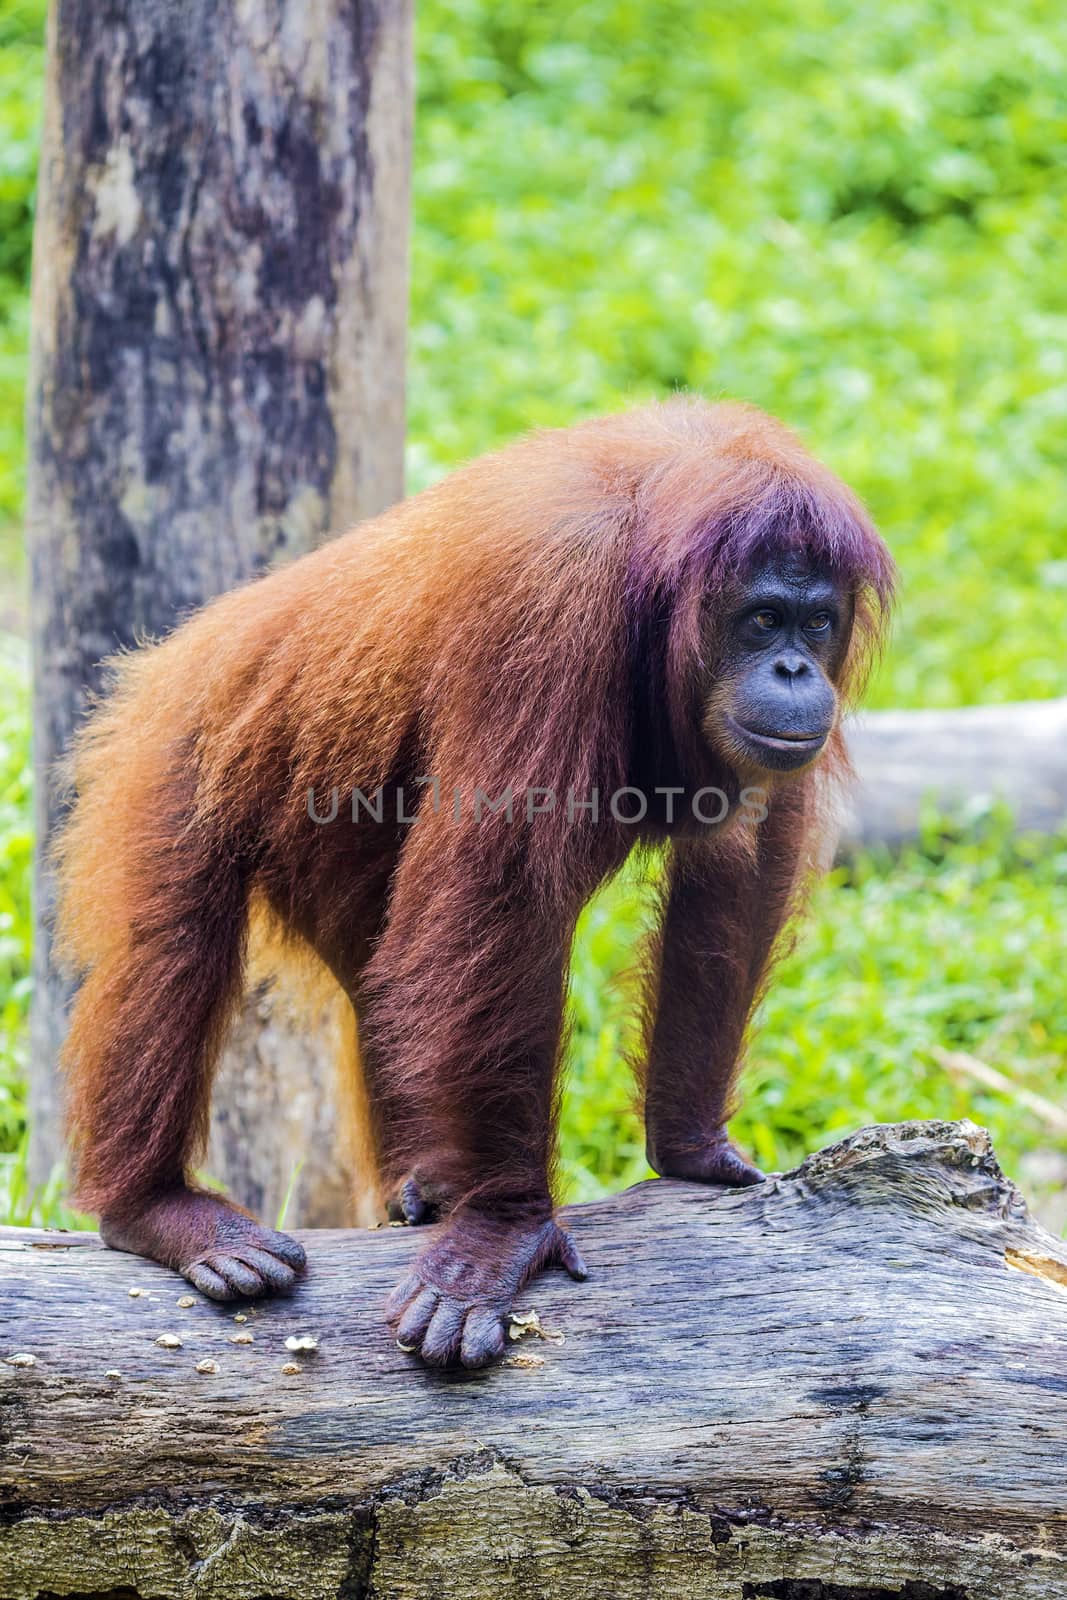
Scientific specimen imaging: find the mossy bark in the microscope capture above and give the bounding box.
[25,0,413,1222]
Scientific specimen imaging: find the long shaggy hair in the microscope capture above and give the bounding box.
[55,397,893,1217]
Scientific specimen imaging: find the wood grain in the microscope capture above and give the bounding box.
[3,1119,1066,1597]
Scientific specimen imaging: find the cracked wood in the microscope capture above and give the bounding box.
[2,1121,1067,1597]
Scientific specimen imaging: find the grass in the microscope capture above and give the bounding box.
[0,634,38,1222]
[409,0,1067,711]
[0,0,1066,1226]
[562,818,1067,1222]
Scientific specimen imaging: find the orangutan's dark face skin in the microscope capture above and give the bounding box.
[708,554,853,775]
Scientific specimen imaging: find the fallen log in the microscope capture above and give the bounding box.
[838,695,1067,851]
[2,1119,1067,1599]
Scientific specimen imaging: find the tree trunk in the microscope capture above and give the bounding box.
[838,697,1067,853]
[3,1120,1067,1599]
[25,0,413,1224]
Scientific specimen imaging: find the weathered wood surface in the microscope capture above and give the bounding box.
[838,696,1067,851]
[25,0,413,1224]
[3,1119,1067,1599]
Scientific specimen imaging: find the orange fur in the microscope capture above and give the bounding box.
[55,397,893,1223]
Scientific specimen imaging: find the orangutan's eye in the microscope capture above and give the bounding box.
[805,612,832,634]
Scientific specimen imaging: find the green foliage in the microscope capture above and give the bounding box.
[1,0,1066,1225]
[562,818,1067,1210]
[0,0,44,520]
[560,858,658,1202]
[0,637,29,1124]
[729,816,1067,1189]
[410,0,1067,709]
[0,635,34,1218]
[0,2,43,280]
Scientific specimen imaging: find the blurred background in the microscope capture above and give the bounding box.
[1,0,1065,1225]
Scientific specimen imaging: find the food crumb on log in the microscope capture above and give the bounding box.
[507,1309,565,1344]
[285,1334,319,1353]
[195,1358,219,1375]
[4,1352,36,1368]
[155,1334,182,1349]
[281,1362,302,1375]
[105,1369,121,1380]
[127,1287,143,1298]
[508,1310,542,1341]
[230,1331,254,1345]
[177,1295,195,1308]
